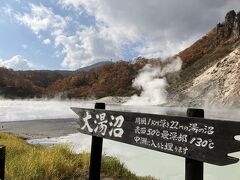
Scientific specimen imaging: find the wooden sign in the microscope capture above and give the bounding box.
[71,107,240,166]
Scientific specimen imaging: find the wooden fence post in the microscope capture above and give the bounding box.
[89,103,105,180]
[0,146,5,180]
[185,108,204,180]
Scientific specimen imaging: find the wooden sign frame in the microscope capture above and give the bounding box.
[71,104,240,180]
[72,107,240,166]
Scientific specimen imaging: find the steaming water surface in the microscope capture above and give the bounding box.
[1,99,240,180]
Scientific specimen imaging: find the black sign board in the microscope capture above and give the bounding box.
[71,107,240,166]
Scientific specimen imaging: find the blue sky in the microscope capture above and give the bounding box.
[0,0,239,70]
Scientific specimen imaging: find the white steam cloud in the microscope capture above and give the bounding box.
[124,57,182,106]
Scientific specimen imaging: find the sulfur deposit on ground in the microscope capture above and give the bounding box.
[174,46,240,107]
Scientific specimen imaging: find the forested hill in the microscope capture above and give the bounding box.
[0,60,147,99]
[0,68,66,98]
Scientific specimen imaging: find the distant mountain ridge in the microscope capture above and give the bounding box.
[22,61,114,74]
[76,61,114,72]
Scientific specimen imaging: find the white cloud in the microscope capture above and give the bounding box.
[58,0,82,9]
[15,4,67,34]
[8,1,240,70]
[43,38,51,45]
[9,3,140,69]
[2,5,13,16]
[58,0,240,58]
[55,27,121,68]
[14,3,123,69]
[0,55,33,70]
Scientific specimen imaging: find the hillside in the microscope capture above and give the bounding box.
[0,61,145,99]
[0,61,135,99]
[0,68,66,98]
[47,61,140,98]
[168,10,240,107]
[179,10,240,68]
[170,46,240,107]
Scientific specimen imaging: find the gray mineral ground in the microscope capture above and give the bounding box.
[0,118,79,139]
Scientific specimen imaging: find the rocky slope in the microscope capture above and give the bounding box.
[171,46,240,107]
[179,10,240,68]
[168,10,240,107]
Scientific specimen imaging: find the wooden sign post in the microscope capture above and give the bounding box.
[0,146,5,180]
[185,108,204,180]
[72,104,240,179]
[89,103,105,180]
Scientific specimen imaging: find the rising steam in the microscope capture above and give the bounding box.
[124,57,182,105]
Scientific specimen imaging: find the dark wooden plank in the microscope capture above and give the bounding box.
[186,159,203,180]
[71,107,240,166]
[89,103,105,180]
[185,108,204,180]
[0,146,5,180]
